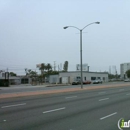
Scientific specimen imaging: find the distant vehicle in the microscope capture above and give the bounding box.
[124,79,130,82]
[83,80,91,84]
[98,80,103,83]
[72,81,80,85]
[93,80,102,84]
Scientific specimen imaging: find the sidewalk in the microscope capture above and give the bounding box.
[0,83,70,89]
[0,83,130,99]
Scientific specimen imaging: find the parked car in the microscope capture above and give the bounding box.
[83,80,91,84]
[72,81,80,85]
[98,80,103,83]
[124,79,130,82]
[93,80,102,84]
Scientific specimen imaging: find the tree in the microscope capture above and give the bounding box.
[29,71,37,78]
[50,71,59,75]
[46,63,52,73]
[63,61,68,72]
[108,74,115,79]
[9,72,17,76]
[25,69,37,77]
[108,73,120,80]
[39,63,46,76]
[25,68,31,76]
[126,70,130,78]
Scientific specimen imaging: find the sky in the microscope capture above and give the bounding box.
[0,0,130,75]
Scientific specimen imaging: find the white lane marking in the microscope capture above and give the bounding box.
[65,96,77,99]
[100,112,117,120]
[119,89,124,91]
[99,98,109,102]
[126,93,130,95]
[3,120,6,122]
[1,103,26,108]
[43,107,65,114]
[98,92,106,94]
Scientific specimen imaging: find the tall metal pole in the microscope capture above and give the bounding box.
[63,21,100,89]
[80,30,83,89]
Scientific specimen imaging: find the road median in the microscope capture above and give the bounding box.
[0,83,130,99]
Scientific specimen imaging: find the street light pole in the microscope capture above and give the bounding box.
[63,22,100,89]
[80,30,83,89]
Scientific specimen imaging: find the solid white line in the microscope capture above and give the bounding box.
[99,98,109,102]
[65,96,77,99]
[1,103,26,108]
[98,91,106,94]
[43,107,65,114]
[100,112,117,120]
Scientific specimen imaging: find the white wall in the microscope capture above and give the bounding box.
[59,71,108,83]
[0,73,5,78]
[120,63,130,78]
[49,75,59,83]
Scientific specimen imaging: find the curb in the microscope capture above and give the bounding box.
[46,84,71,87]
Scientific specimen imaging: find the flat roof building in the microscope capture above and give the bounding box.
[120,63,130,79]
[49,71,108,84]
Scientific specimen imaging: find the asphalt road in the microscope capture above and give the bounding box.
[0,82,127,94]
[0,85,130,130]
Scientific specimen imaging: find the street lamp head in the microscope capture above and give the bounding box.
[63,26,68,29]
[95,22,100,24]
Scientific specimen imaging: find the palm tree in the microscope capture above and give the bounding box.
[39,63,46,76]
[46,63,52,74]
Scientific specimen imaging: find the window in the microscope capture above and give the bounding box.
[91,77,96,80]
[76,77,81,81]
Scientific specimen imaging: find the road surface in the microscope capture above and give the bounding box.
[0,82,128,94]
[0,84,130,130]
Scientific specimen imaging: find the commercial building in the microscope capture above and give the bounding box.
[0,71,31,86]
[49,71,108,84]
[120,63,130,79]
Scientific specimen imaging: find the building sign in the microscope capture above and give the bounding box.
[76,64,88,71]
[36,64,41,68]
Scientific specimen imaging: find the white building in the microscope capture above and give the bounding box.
[120,63,130,79]
[49,71,108,84]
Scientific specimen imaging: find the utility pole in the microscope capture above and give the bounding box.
[115,66,117,79]
[54,61,56,71]
[58,65,59,72]
[109,66,111,74]
[60,63,62,71]
[5,68,9,86]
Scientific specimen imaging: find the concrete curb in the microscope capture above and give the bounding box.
[46,84,71,87]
